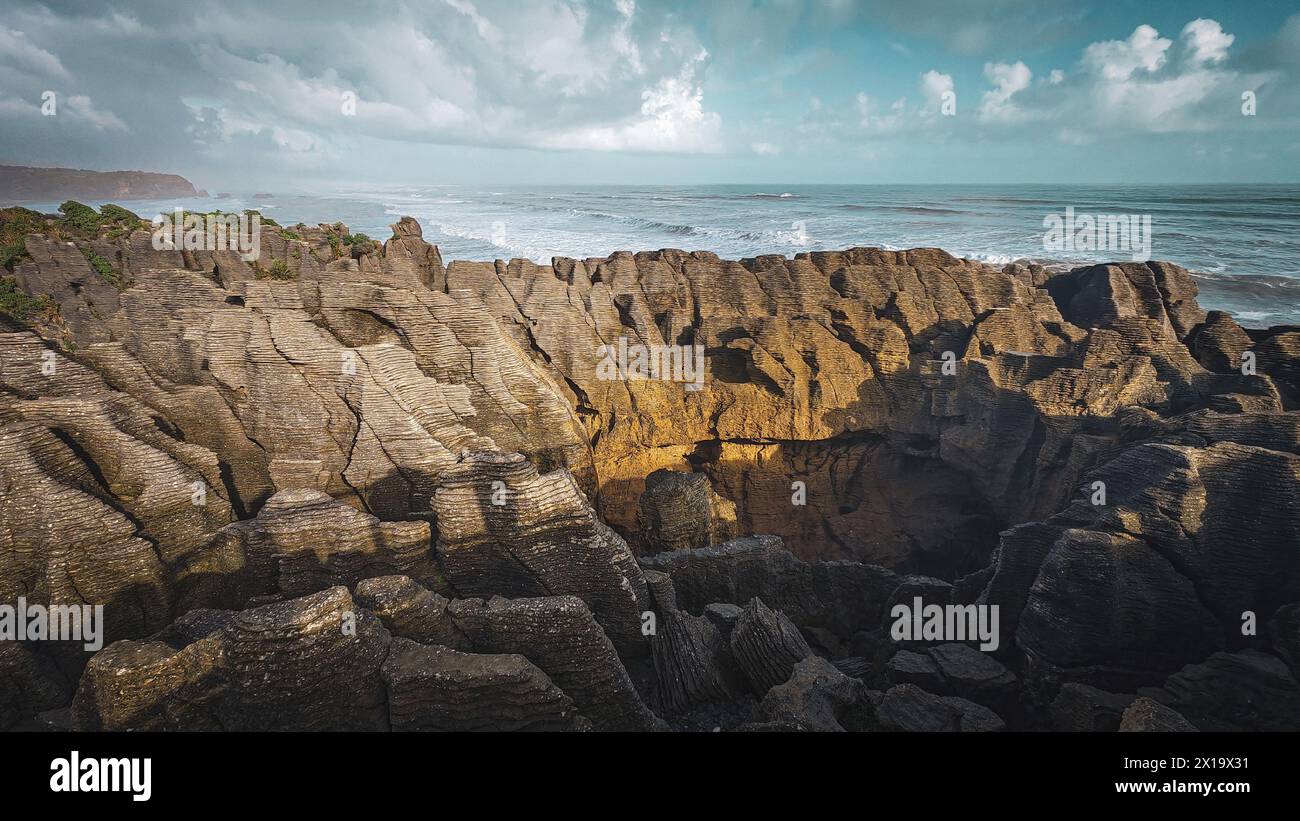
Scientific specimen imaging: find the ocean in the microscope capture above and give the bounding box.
[19,183,1300,327]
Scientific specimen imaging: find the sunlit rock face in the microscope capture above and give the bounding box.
[3,213,1299,731]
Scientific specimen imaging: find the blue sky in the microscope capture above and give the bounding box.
[1,0,1298,188]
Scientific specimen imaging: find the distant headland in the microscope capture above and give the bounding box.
[0,164,204,202]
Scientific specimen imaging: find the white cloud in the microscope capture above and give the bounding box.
[611,0,644,75]
[919,70,954,111]
[751,141,780,157]
[1082,24,1170,81]
[854,92,906,133]
[443,0,504,48]
[939,18,1272,139]
[542,58,722,153]
[65,95,128,131]
[979,61,1031,122]
[1181,18,1234,65]
[0,27,71,81]
[170,2,721,156]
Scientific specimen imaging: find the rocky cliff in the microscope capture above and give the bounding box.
[0,165,202,202]
[2,206,1298,732]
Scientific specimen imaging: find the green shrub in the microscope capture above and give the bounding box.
[244,210,279,228]
[0,277,53,322]
[1,242,30,271]
[100,204,143,239]
[82,248,125,289]
[253,258,296,280]
[99,203,141,225]
[0,207,46,270]
[58,201,103,236]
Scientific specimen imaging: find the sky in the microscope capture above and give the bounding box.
[1,0,1298,189]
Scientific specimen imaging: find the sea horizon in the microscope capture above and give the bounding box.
[16,181,1299,327]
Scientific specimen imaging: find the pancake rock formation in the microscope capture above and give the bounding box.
[2,207,1298,731]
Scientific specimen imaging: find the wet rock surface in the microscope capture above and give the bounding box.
[2,215,1299,730]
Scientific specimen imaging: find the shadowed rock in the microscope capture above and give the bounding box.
[874,684,1005,732]
[434,450,651,656]
[756,656,875,732]
[641,535,899,640]
[1049,683,1135,732]
[73,587,390,731]
[637,469,738,554]
[179,490,439,610]
[885,643,1017,710]
[729,597,815,695]
[1140,650,1300,732]
[382,638,587,732]
[446,595,662,731]
[1119,697,1198,732]
[650,609,744,712]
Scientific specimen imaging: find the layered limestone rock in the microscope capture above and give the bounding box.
[5,212,1300,731]
[649,609,744,712]
[445,595,662,731]
[640,535,899,640]
[382,638,588,732]
[14,218,591,523]
[1139,650,1300,732]
[637,469,738,554]
[432,450,651,655]
[753,655,876,732]
[729,597,815,695]
[980,439,1300,690]
[873,683,1005,732]
[1118,698,1198,732]
[72,587,391,731]
[885,642,1018,711]
[177,489,441,610]
[446,247,1233,572]
[352,576,660,731]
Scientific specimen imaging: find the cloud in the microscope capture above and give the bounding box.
[784,15,1291,156]
[539,56,722,153]
[920,70,954,111]
[927,19,1283,138]
[443,0,504,48]
[0,0,724,168]
[1082,24,1171,81]
[0,3,1295,185]
[854,92,906,132]
[65,95,128,132]
[0,26,71,81]
[1181,18,1234,66]
[979,61,1032,122]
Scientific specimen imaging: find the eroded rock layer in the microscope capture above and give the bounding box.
[2,212,1299,731]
